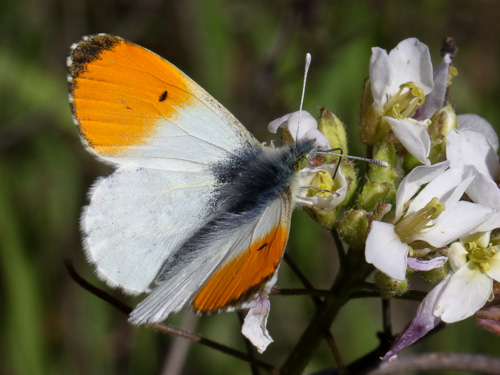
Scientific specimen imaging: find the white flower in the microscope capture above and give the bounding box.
[382,227,500,360]
[447,114,500,208]
[369,38,453,165]
[296,163,347,210]
[268,111,330,150]
[241,272,277,353]
[269,111,347,212]
[365,162,493,280]
[433,232,500,322]
[370,38,434,111]
[241,296,273,353]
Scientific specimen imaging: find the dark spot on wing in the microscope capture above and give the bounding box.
[256,243,268,251]
[159,90,168,102]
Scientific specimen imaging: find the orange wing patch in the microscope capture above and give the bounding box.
[68,34,190,156]
[192,223,289,313]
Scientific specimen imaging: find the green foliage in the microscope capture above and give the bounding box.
[3,1,500,374]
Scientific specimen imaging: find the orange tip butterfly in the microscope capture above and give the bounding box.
[67,34,317,325]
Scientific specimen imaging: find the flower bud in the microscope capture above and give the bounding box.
[428,103,457,164]
[337,209,370,250]
[318,108,347,157]
[421,261,449,283]
[360,79,379,146]
[374,271,409,298]
[357,141,400,211]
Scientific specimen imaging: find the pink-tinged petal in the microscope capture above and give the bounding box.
[385,117,431,165]
[387,38,434,97]
[369,47,393,108]
[447,129,499,178]
[457,114,498,152]
[407,256,448,271]
[434,262,492,322]
[394,161,449,221]
[382,277,448,361]
[417,201,492,247]
[414,54,451,120]
[365,221,409,281]
[241,297,273,353]
[485,253,500,282]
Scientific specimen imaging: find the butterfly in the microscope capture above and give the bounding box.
[67,34,317,325]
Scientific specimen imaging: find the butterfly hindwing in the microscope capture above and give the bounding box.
[129,193,293,324]
[82,166,219,294]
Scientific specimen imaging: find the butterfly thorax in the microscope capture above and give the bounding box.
[211,138,317,216]
[155,139,316,286]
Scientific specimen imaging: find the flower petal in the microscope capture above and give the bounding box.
[417,201,493,247]
[448,241,468,272]
[365,221,409,280]
[385,116,431,165]
[394,161,449,221]
[467,173,500,209]
[369,47,393,108]
[407,256,448,272]
[434,262,493,322]
[387,38,434,97]
[475,211,500,233]
[241,296,273,353]
[447,128,500,178]
[457,114,499,153]
[406,166,472,217]
[382,276,447,361]
[485,253,500,282]
[414,54,451,120]
[268,111,329,148]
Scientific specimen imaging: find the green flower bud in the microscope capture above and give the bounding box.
[374,271,409,298]
[360,79,379,146]
[318,107,347,156]
[337,209,370,250]
[357,141,400,211]
[421,261,450,284]
[428,103,457,164]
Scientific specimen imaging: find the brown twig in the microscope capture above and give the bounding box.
[363,352,500,375]
[283,253,345,369]
[283,253,322,307]
[64,259,279,374]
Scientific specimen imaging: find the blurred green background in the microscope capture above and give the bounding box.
[2,0,500,374]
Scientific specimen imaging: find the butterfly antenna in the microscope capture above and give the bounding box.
[297,53,312,141]
[317,148,389,167]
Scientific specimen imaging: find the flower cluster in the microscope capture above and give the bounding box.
[242,38,500,358]
[255,38,500,358]
[361,39,500,359]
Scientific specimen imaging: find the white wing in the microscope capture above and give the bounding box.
[129,194,293,324]
[82,166,218,294]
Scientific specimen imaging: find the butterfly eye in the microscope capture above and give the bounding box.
[297,155,309,171]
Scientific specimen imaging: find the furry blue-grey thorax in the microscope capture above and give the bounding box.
[211,138,317,215]
[155,138,317,286]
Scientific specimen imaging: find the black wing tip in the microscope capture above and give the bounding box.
[67,34,123,80]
